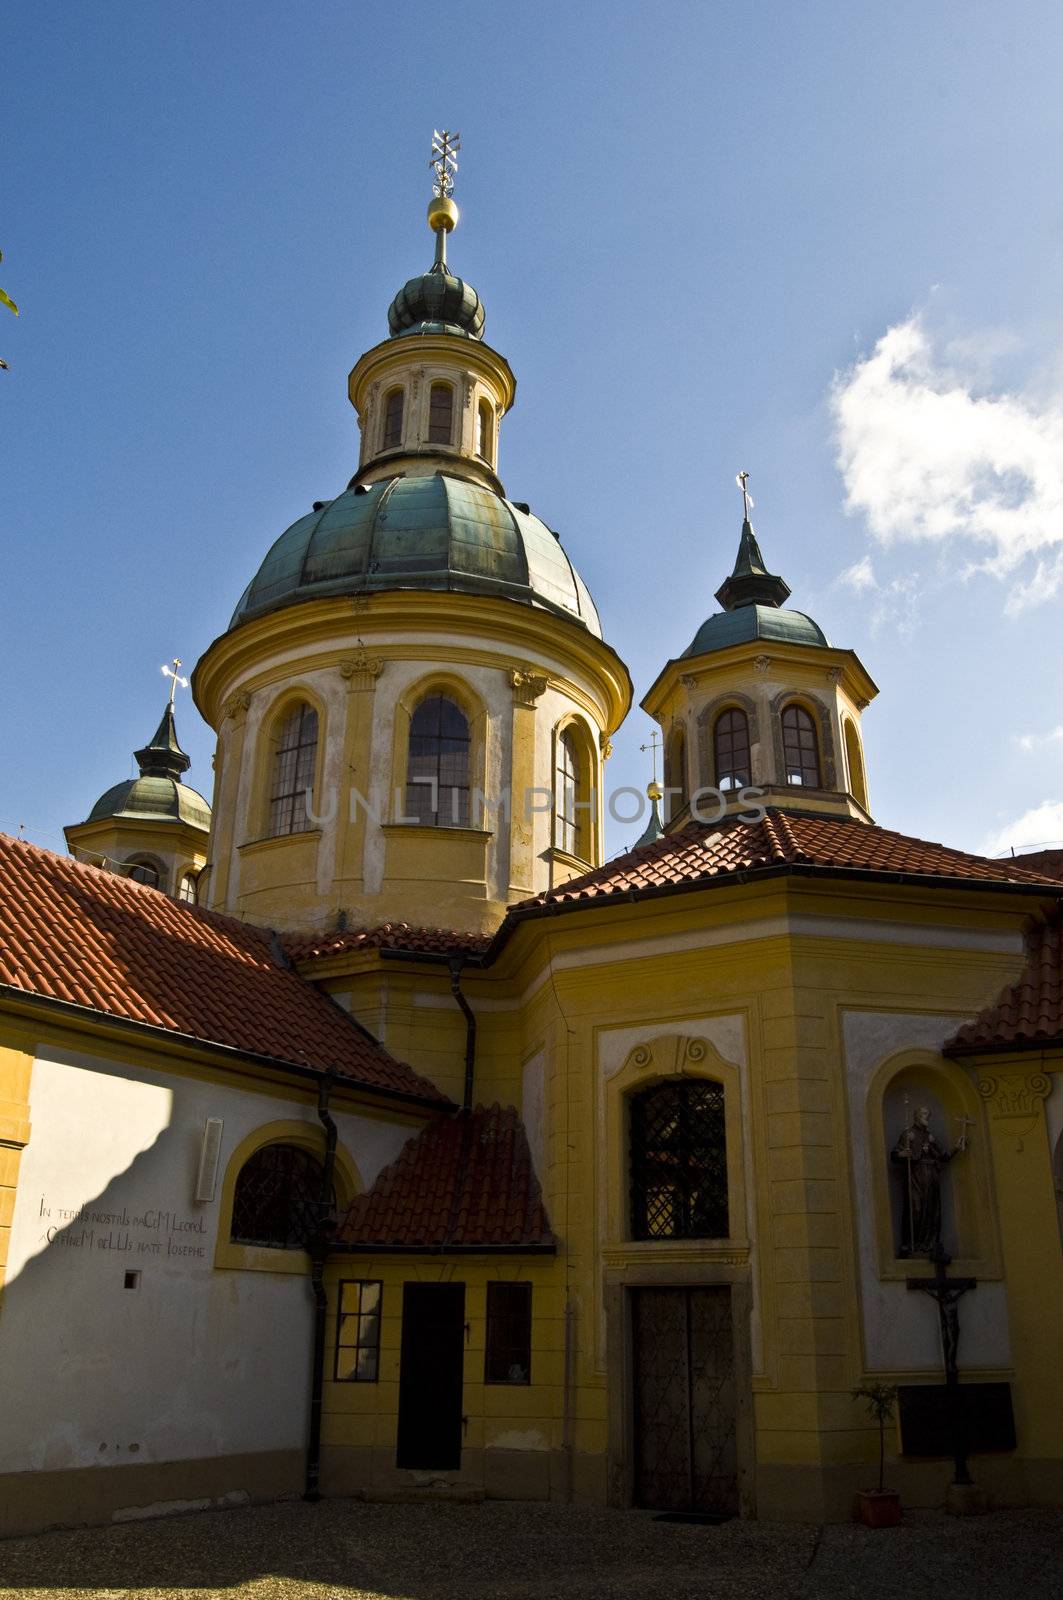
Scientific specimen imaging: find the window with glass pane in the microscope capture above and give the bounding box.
[554,729,581,855]
[127,859,160,888]
[382,387,404,449]
[781,704,821,786]
[477,398,493,461]
[230,1144,331,1249]
[428,382,454,444]
[269,704,318,837]
[629,1079,729,1241]
[406,694,470,826]
[714,709,750,790]
[335,1279,382,1382]
[485,1282,532,1384]
[178,872,198,904]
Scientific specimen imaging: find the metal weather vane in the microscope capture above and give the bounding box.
[640,729,662,786]
[161,657,188,708]
[430,129,460,198]
[736,470,754,521]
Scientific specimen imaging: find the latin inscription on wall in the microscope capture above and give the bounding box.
[36,1197,208,1261]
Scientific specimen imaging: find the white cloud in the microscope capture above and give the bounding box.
[979,798,1063,858]
[831,316,1063,610]
[1014,725,1063,754]
[836,554,876,592]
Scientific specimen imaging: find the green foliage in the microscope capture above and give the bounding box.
[852,1383,898,1493]
[1,247,19,369]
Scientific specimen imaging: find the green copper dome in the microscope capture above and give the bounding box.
[85,705,211,831]
[229,473,602,638]
[683,604,829,658]
[388,266,485,340]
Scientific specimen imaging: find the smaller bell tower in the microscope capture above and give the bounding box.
[642,478,878,829]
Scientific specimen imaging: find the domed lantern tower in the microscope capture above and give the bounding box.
[642,476,878,828]
[193,136,631,936]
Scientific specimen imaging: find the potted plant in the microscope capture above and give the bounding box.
[852,1383,901,1527]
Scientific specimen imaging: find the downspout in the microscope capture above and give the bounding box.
[304,1071,338,1502]
[449,956,477,1111]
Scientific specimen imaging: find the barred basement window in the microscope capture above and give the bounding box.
[485,1282,532,1384]
[335,1279,382,1382]
[629,1079,729,1241]
[229,1143,331,1249]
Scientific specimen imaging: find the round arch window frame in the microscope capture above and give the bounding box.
[214,1120,362,1275]
[389,672,490,832]
[124,854,167,892]
[252,686,328,844]
[550,713,600,867]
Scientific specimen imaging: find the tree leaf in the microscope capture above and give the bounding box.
[0,287,18,316]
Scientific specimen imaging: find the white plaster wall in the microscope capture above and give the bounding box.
[0,1047,413,1476]
[842,1010,1012,1372]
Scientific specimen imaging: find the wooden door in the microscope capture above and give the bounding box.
[632,1286,738,1515]
[396,1282,465,1470]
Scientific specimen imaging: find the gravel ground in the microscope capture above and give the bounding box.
[0,1499,1060,1600]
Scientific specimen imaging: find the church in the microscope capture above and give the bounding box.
[2,139,1062,1536]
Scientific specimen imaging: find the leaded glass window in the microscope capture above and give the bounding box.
[428,382,454,444]
[269,703,318,837]
[335,1280,382,1382]
[383,387,404,449]
[781,704,820,787]
[406,694,470,826]
[714,709,750,790]
[477,398,494,462]
[630,1080,729,1241]
[230,1143,332,1249]
[554,729,582,856]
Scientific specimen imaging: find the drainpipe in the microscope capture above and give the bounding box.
[304,1072,338,1502]
[448,956,477,1111]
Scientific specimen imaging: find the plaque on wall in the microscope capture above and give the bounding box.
[898,1383,1016,1457]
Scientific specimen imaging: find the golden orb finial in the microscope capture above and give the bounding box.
[428,194,459,234]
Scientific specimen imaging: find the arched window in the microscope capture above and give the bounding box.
[230,1143,333,1250]
[177,871,199,905]
[406,694,470,826]
[428,382,454,445]
[844,719,868,809]
[126,858,160,889]
[554,728,582,856]
[382,387,404,450]
[781,704,821,787]
[665,728,688,818]
[477,398,494,462]
[269,703,319,837]
[630,1079,729,1240]
[714,708,750,790]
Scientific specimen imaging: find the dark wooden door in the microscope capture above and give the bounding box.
[396,1282,465,1470]
[632,1286,738,1515]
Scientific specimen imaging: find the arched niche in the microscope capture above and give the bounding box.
[866,1051,1000,1280]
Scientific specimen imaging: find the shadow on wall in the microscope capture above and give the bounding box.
[0,1074,314,1510]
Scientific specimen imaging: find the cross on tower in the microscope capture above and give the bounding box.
[736,470,754,522]
[640,729,661,786]
[161,658,188,708]
[430,130,460,198]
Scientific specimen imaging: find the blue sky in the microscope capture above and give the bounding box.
[4,1,1063,863]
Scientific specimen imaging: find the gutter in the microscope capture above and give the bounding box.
[304,1073,339,1503]
[448,956,477,1111]
[0,983,449,1113]
[329,1240,557,1256]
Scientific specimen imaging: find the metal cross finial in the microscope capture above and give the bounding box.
[736,471,754,522]
[161,657,188,708]
[640,729,662,785]
[430,129,460,199]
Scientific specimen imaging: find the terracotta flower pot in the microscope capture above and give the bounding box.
[854,1489,901,1527]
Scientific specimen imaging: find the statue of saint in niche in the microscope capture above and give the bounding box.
[891,1103,969,1259]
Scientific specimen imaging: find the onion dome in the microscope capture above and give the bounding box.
[684,511,827,658]
[229,472,602,637]
[85,704,211,830]
[387,191,485,341]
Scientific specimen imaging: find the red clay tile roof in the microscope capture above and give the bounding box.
[285,921,492,965]
[946,913,1063,1054]
[1011,848,1063,882]
[0,834,445,1103]
[336,1103,554,1251]
[514,810,1062,913]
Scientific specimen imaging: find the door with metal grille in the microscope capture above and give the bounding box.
[396,1282,465,1470]
[632,1286,738,1515]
